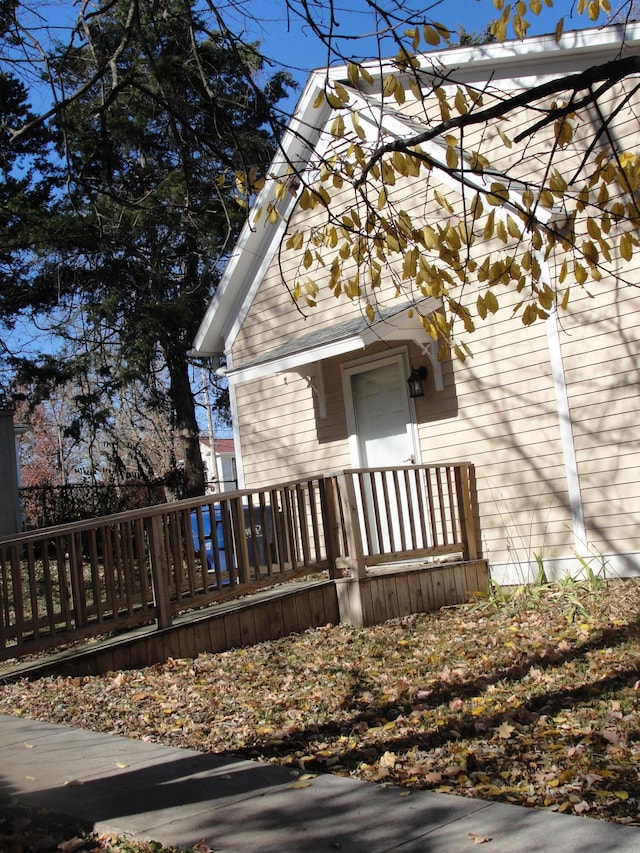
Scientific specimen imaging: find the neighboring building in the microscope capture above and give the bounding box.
[199,436,237,492]
[0,411,24,536]
[193,24,640,585]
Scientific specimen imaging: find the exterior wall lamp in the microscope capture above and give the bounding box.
[407,365,428,398]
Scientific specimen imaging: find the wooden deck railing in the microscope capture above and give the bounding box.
[0,463,480,659]
[335,463,480,575]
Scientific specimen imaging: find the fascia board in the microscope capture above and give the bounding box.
[356,23,640,89]
[225,296,440,385]
[224,336,365,384]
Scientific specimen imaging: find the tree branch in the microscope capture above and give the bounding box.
[357,55,640,186]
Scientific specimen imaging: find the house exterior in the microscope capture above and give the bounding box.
[193,24,640,586]
[0,411,23,536]
[198,435,237,492]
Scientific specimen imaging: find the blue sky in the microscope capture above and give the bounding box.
[21,0,601,114]
[237,0,599,98]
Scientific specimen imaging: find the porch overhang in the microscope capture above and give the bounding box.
[220,298,443,388]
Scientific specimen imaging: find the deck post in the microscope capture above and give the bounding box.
[321,475,342,579]
[230,496,251,583]
[335,577,367,627]
[68,531,88,629]
[148,514,172,630]
[337,472,366,579]
[454,463,480,561]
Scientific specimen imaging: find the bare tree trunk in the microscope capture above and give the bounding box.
[166,350,205,498]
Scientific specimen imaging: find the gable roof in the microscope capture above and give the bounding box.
[191,22,640,367]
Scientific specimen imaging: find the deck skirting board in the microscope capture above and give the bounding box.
[1,561,488,680]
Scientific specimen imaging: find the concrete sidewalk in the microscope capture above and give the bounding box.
[1,714,639,852]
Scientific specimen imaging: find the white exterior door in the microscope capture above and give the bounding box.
[352,361,413,467]
[342,351,420,554]
[344,351,418,468]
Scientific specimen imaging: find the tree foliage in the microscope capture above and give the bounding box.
[263,0,640,359]
[0,56,56,381]
[1,0,292,497]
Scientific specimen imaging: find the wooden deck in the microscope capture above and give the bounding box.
[0,558,488,680]
[0,463,489,674]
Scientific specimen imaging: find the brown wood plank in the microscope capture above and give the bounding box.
[238,607,257,647]
[369,578,387,624]
[243,498,259,578]
[129,640,151,670]
[403,469,418,550]
[25,542,40,640]
[92,648,116,675]
[255,495,272,577]
[395,573,412,617]
[223,611,242,650]
[136,518,155,611]
[414,469,430,548]
[337,473,366,577]
[294,589,313,630]
[325,584,340,625]
[33,544,54,637]
[123,520,138,612]
[307,586,326,627]
[282,595,301,635]
[252,602,272,642]
[271,488,288,573]
[0,548,10,648]
[424,468,439,548]
[295,484,311,566]
[384,575,399,620]
[392,470,407,553]
[146,633,166,666]
[435,469,449,546]
[364,543,463,565]
[164,627,183,660]
[178,623,197,659]
[379,472,394,553]
[207,614,228,653]
[86,528,104,622]
[359,579,374,626]
[441,566,460,606]
[465,560,489,594]
[407,570,424,613]
[453,563,472,603]
[308,482,322,564]
[102,527,118,619]
[268,598,285,640]
[10,545,26,644]
[429,568,447,610]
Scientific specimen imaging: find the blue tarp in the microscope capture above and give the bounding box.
[190,505,227,572]
[190,504,272,574]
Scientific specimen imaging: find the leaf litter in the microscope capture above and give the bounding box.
[2,577,640,850]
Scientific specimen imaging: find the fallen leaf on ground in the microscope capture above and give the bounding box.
[2,578,640,832]
[467,831,492,844]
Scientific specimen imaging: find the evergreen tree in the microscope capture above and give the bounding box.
[33,0,291,496]
[0,68,56,389]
